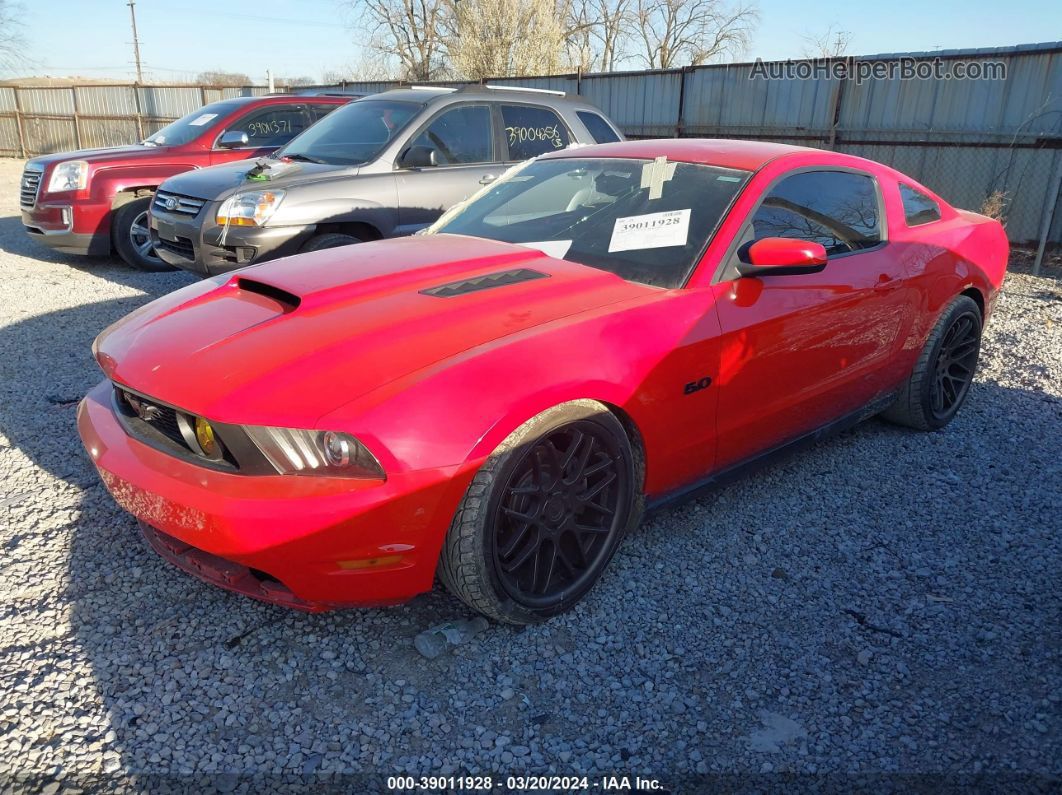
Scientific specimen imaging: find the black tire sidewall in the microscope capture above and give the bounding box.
[480,407,636,623]
[112,196,174,271]
[302,233,362,252]
[916,298,982,430]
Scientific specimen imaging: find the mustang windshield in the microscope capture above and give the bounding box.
[428,157,750,288]
[277,99,420,166]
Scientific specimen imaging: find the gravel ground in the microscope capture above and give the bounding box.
[0,156,1059,791]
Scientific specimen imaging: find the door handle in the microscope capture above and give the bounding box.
[479,174,498,185]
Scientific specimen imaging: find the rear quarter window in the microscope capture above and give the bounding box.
[576,111,621,144]
[899,183,942,226]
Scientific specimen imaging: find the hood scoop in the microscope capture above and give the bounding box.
[420,268,549,298]
[236,277,301,311]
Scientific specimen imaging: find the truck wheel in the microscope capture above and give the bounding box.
[438,400,644,625]
[301,233,363,252]
[112,197,174,272]
[882,295,982,431]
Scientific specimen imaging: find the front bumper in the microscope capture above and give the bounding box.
[77,381,471,610]
[22,204,111,256]
[150,203,315,277]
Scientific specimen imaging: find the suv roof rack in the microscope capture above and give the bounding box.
[467,84,567,97]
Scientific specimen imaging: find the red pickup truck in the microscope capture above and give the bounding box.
[19,94,351,270]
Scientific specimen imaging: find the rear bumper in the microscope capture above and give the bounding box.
[150,205,315,277]
[77,381,472,609]
[21,204,111,256]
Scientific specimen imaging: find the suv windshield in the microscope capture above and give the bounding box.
[428,157,750,288]
[142,100,242,147]
[277,99,420,166]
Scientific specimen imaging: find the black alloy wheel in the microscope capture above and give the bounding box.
[489,420,629,609]
[930,311,980,421]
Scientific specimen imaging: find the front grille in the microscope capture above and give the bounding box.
[154,235,195,260]
[115,386,190,450]
[153,190,206,216]
[19,168,42,208]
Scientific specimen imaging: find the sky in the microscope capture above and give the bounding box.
[8,0,1062,83]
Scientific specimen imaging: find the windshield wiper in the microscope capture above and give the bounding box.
[282,153,325,164]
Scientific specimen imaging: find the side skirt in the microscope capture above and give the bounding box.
[645,389,899,515]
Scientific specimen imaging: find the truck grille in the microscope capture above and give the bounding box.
[153,190,206,216]
[19,167,43,208]
[154,235,196,260]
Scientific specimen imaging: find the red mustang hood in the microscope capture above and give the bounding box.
[94,234,650,426]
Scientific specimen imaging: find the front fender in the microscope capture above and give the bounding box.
[92,163,199,205]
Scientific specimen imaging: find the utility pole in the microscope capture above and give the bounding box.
[127,0,144,84]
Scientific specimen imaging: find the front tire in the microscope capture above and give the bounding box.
[301,232,363,252]
[112,196,174,272]
[882,295,982,431]
[438,401,643,625]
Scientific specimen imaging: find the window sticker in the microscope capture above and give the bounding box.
[188,113,218,126]
[609,209,690,252]
[519,240,572,259]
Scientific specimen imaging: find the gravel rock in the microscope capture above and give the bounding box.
[0,158,1058,784]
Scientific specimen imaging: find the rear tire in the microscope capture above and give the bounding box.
[301,233,363,252]
[112,196,174,272]
[882,295,982,431]
[438,401,644,625]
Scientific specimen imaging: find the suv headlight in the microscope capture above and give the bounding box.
[47,160,88,192]
[216,190,285,227]
[243,425,385,479]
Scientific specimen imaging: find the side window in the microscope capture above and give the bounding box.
[576,110,621,144]
[746,171,882,258]
[223,105,310,148]
[500,104,571,160]
[409,104,494,165]
[899,183,942,226]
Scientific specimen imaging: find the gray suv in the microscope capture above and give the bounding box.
[149,85,623,276]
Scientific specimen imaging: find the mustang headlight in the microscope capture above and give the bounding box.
[216,190,285,227]
[47,160,88,192]
[243,425,384,479]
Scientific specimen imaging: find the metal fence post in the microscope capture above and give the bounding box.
[132,84,145,141]
[827,57,852,150]
[676,66,691,138]
[12,85,26,159]
[71,86,83,149]
[1033,152,1062,276]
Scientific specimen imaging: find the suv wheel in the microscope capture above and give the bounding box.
[302,233,363,252]
[112,196,175,272]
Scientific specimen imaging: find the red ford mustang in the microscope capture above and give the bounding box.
[78,139,1007,624]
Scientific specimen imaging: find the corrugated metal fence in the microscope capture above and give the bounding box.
[0,84,273,159]
[3,41,1061,249]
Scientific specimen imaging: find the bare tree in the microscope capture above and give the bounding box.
[0,0,27,75]
[565,0,632,72]
[196,70,252,86]
[347,0,451,81]
[277,76,316,87]
[633,0,757,69]
[448,0,569,79]
[802,25,851,59]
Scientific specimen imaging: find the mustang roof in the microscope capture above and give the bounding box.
[553,138,819,171]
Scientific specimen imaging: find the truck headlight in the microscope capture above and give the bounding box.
[47,160,88,192]
[216,190,285,227]
[242,425,385,479]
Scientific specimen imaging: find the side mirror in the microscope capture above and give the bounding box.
[737,237,828,277]
[217,130,250,149]
[400,145,437,169]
